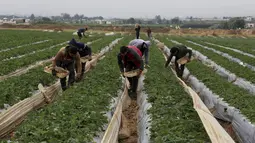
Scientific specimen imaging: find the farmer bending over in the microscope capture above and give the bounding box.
[129,39,151,68]
[117,45,144,99]
[165,45,192,78]
[52,46,82,91]
[68,38,92,80]
[77,27,88,39]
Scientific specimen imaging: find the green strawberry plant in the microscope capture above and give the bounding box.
[167,36,255,84]
[144,40,210,143]
[10,36,133,142]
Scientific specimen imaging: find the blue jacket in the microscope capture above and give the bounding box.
[78,28,86,33]
[68,38,91,57]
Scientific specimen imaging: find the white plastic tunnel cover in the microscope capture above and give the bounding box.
[136,75,152,143]
[162,41,255,143]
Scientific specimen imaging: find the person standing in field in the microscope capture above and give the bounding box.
[128,39,151,67]
[52,45,82,91]
[117,45,144,99]
[147,27,152,39]
[68,38,92,80]
[77,27,88,39]
[135,24,141,39]
[165,45,192,78]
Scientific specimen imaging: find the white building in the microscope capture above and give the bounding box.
[106,21,112,24]
[246,23,255,28]
[245,16,253,22]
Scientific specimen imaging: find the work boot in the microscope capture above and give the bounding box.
[62,86,67,91]
[68,82,74,87]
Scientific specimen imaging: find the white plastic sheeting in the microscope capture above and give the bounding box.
[204,42,255,59]
[182,67,255,143]
[87,38,102,45]
[2,41,69,61]
[99,38,123,56]
[187,40,255,72]
[160,39,255,143]
[170,39,255,95]
[105,32,115,36]
[72,31,78,35]
[93,92,121,143]
[136,76,151,143]
[0,40,50,53]
[99,68,151,143]
[154,38,235,143]
[91,37,124,143]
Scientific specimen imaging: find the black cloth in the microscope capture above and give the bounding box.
[78,28,85,33]
[69,38,92,57]
[77,32,82,39]
[56,60,75,89]
[79,45,91,57]
[126,62,139,93]
[165,45,192,77]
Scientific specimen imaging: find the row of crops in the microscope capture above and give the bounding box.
[0,34,122,108]
[0,30,212,142]
[155,34,255,142]
[0,32,106,76]
[1,29,255,142]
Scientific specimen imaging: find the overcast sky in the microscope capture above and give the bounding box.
[0,0,255,18]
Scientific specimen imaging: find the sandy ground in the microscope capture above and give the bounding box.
[119,100,139,143]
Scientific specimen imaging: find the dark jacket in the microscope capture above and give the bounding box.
[165,45,192,66]
[78,28,87,33]
[135,26,141,33]
[118,46,144,72]
[68,38,92,57]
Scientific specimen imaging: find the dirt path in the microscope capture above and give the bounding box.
[218,119,240,142]
[119,100,138,143]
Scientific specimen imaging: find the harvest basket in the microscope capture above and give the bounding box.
[124,69,147,77]
[177,56,194,64]
[80,54,98,63]
[44,64,69,78]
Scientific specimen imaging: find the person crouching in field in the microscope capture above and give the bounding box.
[117,45,144,99]
[77,27,88,39]
[128,39,151,68]
[52,45,82,91]
[68,38,92,80]
[165,45,192,78]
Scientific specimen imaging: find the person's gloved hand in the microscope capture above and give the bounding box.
[52,69,57,76]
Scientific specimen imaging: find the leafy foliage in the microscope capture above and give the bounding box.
[169,36,255,84]
[10,36,133,142]
[144,40,209,142]
[187,60,255,123]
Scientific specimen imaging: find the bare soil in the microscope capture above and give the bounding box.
[1,23,255,37]
[218,119,240,143]
[119,100,139,143]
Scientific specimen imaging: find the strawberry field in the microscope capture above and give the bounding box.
[0,29,255,142]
